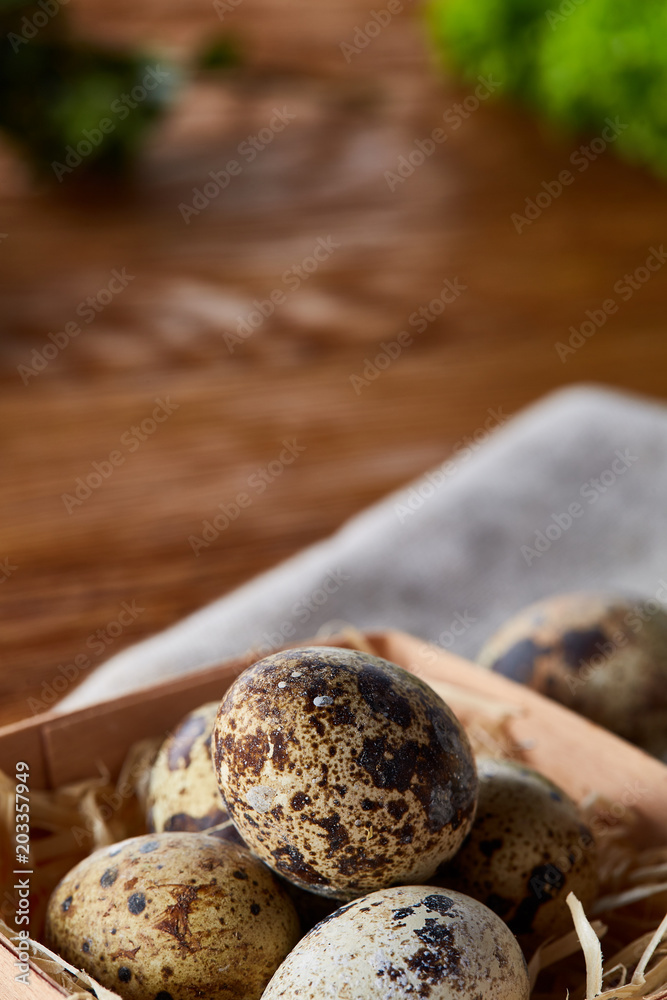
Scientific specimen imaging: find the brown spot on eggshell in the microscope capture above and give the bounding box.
[270,844,331,887]
[214,647,477,900]
[153,884,201,954]
[163,810,225,833]
[110,946,141,963]
[167,714,206,770]
[488,637,545,684]
[147,702,233,836]
[433,758,598,944]
[261,885,530,1000]
[387,798,409,820]
[357,666,414,728]
[207,820,247,847]
[312,813,349,855]
[478,591,667,758]
[560,627,609,669]
[44,833,299,1000]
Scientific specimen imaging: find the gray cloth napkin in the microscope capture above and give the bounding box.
[57,384,667,711]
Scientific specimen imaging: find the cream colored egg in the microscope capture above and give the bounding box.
[433,758,598,943]
[147,702,239,837]
[45,833,300,1000]
[262,885,530,1000]
[213,647,478,900]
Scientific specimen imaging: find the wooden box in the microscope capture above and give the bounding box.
[1,629,666,998]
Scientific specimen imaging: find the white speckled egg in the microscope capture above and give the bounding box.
[213,646,478,900]
[433,758,598,942]
[261,884,530,1000]
[478,591,667,758]
[147,702,241,837]
[45,832,300,1000]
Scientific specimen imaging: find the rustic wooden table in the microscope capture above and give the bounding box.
[2,0,666,725]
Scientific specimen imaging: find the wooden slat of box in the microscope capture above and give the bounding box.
[0,938,67,999]
[0,656,247,791]
[0,637,362,790]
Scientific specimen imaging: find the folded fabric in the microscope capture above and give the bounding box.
[57,384,667,711]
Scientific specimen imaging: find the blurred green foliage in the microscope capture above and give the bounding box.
[0,0,237,182]
[427,0,667,176]
[196,35,241,72]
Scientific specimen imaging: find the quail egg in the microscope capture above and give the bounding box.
[477,592,667,758]
[213,646,478,900]
[433,758,598,942]
[149,702,332,931]
[45,832,300,1000]
[261,884,530,1000]
[147,702,239,836]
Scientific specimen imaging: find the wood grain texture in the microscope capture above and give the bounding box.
[1,0,667,725]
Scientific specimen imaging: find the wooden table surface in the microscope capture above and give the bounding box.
[2,0,667,726]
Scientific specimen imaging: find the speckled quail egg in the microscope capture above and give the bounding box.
[478,592,667,758]
[147,702,243,838]
[213,646,478,901]
[433,758,598,943]
[261,884,530,1000]
[45,832,300,1000]
[210,827,338,933]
